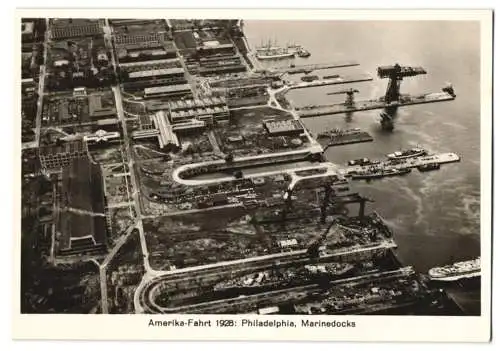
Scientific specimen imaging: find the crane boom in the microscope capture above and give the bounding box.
[377,63,427,103]
[326,88,359,96]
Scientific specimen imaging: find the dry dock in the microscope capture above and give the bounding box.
[297,92,455,118]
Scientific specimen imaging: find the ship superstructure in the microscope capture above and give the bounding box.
[387,148,427,160]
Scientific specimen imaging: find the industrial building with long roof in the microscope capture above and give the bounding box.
[55,157,107,256]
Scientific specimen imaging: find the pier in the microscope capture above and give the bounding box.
[267,61,360,75]
[317,130,374,149]
[287,74,373,91]
[297,92,456,118]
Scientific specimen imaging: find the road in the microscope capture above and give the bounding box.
[98,221,139,314]
[103,23,155,312]
[32,18,50,149]
[112,84,152,277]
[141,202,243,219]
[171,147,326,186]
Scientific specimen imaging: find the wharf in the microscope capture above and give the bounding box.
[297,92,455,118]
[267,61,360,75]
[339,152,461,178]
[318,131,374,149]
[288,74,373,90]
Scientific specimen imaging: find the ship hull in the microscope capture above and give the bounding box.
[351,169,411,180]
[256,52,295,60]
[387,151,427,160]
[429,271,481,282]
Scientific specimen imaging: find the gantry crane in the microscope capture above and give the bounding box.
[326,88,359,107]
[377,63,427,103]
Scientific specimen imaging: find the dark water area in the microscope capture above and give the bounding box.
[244,20,482,314]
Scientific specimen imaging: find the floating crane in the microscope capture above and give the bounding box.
[326,88,359,107]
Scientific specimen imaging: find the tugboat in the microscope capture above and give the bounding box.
[296,47,311,58]
[428,257,481,281]
[350,167,412,180]
[387,147,427,160]
[417,163,441,172]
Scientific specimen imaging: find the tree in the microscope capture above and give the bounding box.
[233,170,243,179]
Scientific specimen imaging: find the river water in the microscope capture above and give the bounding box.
[244,20,481,314]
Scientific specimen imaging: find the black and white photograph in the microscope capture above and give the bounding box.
[14,9,492,342]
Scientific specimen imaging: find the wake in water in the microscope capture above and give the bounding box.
[391,177,425,226]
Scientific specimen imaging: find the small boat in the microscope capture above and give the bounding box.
[417,163,441,172]
[297,47,311,58]
[387,148,427,160]
[347,158,375,166]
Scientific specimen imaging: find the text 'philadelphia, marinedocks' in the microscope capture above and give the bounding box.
[148,319,357,328]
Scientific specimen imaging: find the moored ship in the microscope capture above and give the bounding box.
[317,128,374,147]
[350,167,412,180]
[418,163,441,172]
[255,40,295,60]
[301,75,319,82]
[428,257,481,281]
[318,127,363,139]
[213,262,355,292]
[387,147,427,160]
[347,158,378,167]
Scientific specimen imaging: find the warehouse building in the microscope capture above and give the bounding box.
[55,157,107,256]
[143,84,192,99]
[167,96,229,124]
[263,120,305,137]
[50,19,103,39]
[127,67,185,81]
[115,32,166,46]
